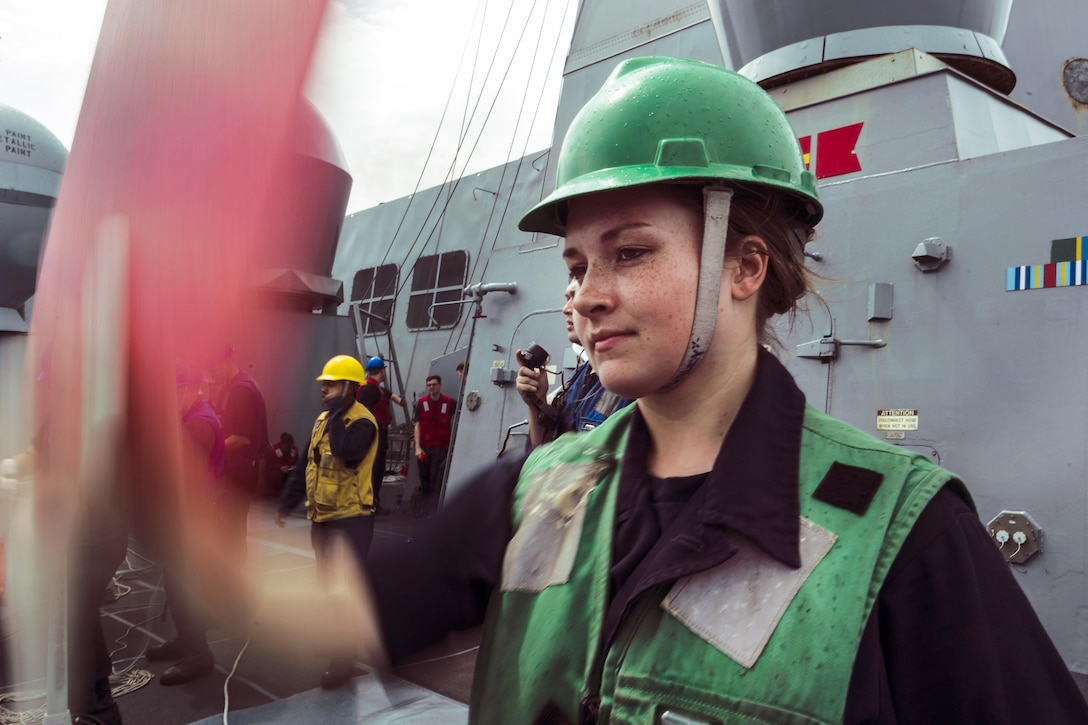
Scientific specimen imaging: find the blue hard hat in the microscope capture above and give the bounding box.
[365,356,386,372]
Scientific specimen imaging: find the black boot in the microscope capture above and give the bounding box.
[145,638,189,662]
[72,701,123,725]
[159,651,214,685]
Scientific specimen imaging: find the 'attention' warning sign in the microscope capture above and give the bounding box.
[876,409,918,431]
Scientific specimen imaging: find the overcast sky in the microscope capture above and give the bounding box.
[0,0,577,212]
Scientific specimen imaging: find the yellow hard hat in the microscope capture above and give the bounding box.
[316,355,366,384]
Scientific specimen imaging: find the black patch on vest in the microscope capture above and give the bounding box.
[813,462,884,516]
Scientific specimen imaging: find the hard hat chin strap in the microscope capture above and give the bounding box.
[658,185,733,393]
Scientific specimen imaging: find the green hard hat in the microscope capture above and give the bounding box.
[520,56,822,236]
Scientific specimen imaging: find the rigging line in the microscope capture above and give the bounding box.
[448,0,555,352]
[384,0,488,270]
[387,176,461,306]
[373,0,485,272]
[434,0,489,239]
[467,0,551,283]
[382,0,516,305]
[437,0,544,234]
[453,0,573,351]
[450,0,516,171]
[391,206,479,389]
[107,611,161,674]
[388,0,529,305]
[397,0,520,274]
[471,0,572,284]
[369,1,533,377]
[388,0,513,279]
[457,0,489,172]
[530,0,583,211]
[222,638,251,725]
[399,644,481,667]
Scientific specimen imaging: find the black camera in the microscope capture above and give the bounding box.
[521,342,550,370]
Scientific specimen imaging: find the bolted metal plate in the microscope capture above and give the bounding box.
[1063,58,1088,104]
[987,510,1043,565]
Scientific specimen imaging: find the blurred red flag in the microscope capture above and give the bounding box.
[28,0,328,549]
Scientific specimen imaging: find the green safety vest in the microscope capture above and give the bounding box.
[304,401,377,522]
[471,404,961,724]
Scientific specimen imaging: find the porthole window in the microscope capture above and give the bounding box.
[406,251,468,330]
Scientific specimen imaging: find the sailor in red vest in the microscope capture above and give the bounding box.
[412,374,454,517]
[269,432,298,475]
[263,432,299,496]
[357,356,405,513]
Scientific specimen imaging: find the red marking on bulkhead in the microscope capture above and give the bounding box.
[813,122,864,179]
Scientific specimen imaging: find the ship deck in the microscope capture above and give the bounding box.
[4,491,1088,723]
[2,495,478,724]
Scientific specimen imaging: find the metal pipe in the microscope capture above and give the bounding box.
[464,282,518,298]
[839,339,887,348]
[435,280,517,512]
[498,420,529,458]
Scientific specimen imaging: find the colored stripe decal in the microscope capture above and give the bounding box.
[1007,235,1088,291]
[1007,260,1088,290]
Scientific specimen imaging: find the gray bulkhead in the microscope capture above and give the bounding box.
[331,158,560,487]
[774,53,1087,676]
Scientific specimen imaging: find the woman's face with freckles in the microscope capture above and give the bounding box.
[563,185,703,399]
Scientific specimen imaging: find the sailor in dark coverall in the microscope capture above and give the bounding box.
[209,345,268,562]
[145,365,226,685]
[356,356,405,512]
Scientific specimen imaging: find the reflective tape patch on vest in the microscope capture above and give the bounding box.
[592,390,622,418]
[662,517,836,668]
[501,460,611,592]
[421,398,450,415]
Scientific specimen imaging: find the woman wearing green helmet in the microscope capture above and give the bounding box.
[252,58,1086,721]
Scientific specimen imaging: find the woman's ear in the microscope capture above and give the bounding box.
[729,235,769,301]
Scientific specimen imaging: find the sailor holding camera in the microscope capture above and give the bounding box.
[517,278,632,448]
